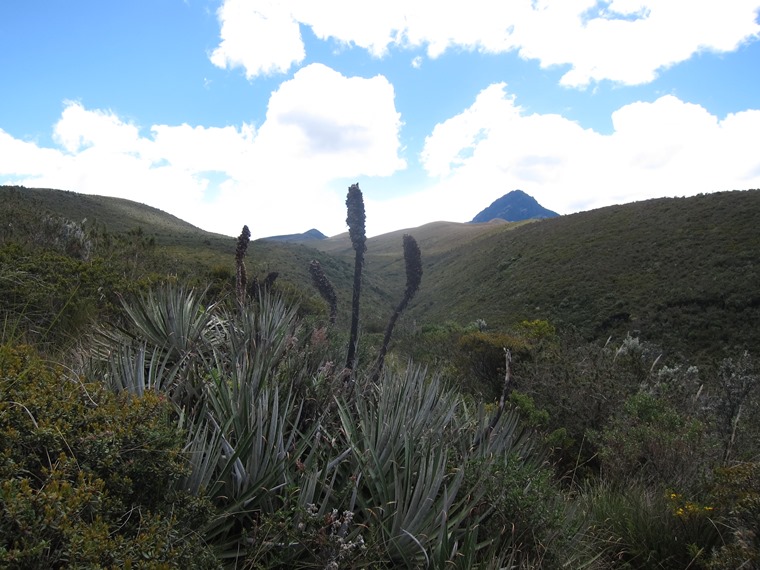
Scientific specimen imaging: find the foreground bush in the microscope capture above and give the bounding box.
[0,344,218,568]
[580,481,721,569]
[707,461,760,569]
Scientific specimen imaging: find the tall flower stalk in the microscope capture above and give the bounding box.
[371,234,422,382]
[235,225,251,305]
[309,259,338,325]
[345,183,366,371]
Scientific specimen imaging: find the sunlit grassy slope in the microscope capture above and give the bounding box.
[299,190,760,360]
[401,190,760,361]
[3,185,758,361]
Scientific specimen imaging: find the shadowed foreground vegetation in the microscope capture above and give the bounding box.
[1,185,759,568]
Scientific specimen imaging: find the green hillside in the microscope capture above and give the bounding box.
[1,186,217,240]
[2,185,759,568]
[405,190,760,361]
[308,189,760,362]
[0,185,386,341]
[3,185,758,362]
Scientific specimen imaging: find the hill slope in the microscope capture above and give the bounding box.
[3,185,758,362]
[0,185,382,331]
[407,190,760,360]
[1,186,216,241]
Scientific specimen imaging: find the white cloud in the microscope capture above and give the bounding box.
[0,65,405,239]
[420,84,521,177]
[150,122,257,175]
[517,0,760,86]
[4,84,758,238]
[213,0,760,86]
[53,102,145,155]
[209,0,305,77]
[257,63,406,178]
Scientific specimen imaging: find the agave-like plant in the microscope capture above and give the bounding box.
[309,259,338,325]
[91,283,323,564]
[345,183,366,372]
[182,382,313,564]
[90,284,221,409]
[235,225,251,305]
[86,231,558,568]
[331,364,547,567]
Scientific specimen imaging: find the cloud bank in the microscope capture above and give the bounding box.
[0,64,405,238]
[1,1,758,238]
[414,84,760,221]
[4,81,758,237]
[212,0,760,86]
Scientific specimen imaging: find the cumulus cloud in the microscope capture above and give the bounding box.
[3,80,758,238]
[210,0,305,77]
[212,0,760,86]
[259,64,405,177]
[403,84,760,227]
[0,65,405,239]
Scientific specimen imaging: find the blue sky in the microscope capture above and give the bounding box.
[1,0,759,238]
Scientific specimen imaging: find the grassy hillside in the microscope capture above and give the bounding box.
[309,190,760,361]
[0,186,218,241]
[404,190,760,360]
[3,185,758,361]
[0,185,388,338]
[311,219,531,333]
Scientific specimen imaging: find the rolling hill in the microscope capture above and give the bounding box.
[310,189,760,362]
[2,184,758,362]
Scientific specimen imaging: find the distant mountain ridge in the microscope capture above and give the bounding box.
[262,228,327,242]
[471,190,559,223]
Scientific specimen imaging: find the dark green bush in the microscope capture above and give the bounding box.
[455,331,528,398]
[0,344,218,568]
[465,454,570,568]
[707,461,760,569]
[591,391,711,491]
[581,482,721,569]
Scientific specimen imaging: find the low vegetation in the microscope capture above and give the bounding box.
[1,184,759,568]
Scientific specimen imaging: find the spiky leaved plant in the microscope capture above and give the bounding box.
[345,183,366,371]
[309,259,338,325]
[235,225,251,305]
[92,285,313,565]
[334,364,547,567]
[371,234,422,382]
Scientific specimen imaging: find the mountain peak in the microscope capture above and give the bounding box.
[261,228,327,243]
[471,190,559,223]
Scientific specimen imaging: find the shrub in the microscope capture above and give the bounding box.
[592,391,711,491]
[463,453,571,568]
[581,481,721,569]
[0,344,218,568]
[709,352,760,463]
[706,461,760,569]
[512,333,663,475]
[455,331,528,398]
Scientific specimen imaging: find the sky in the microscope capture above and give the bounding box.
[1,1,759,239]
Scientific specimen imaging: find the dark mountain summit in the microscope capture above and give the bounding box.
[262,228,327,242]
[471,190,559,223]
